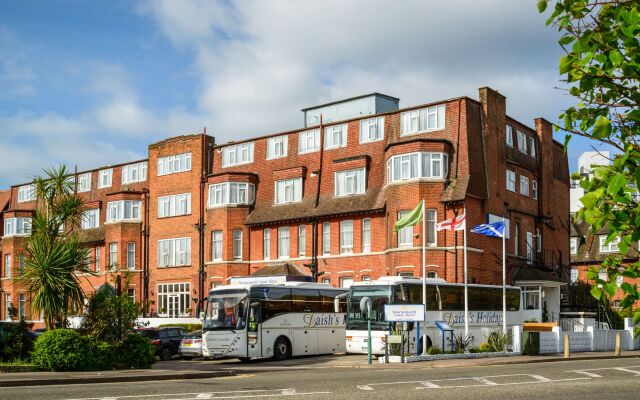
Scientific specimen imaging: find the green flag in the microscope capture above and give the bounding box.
[393,200,423,232]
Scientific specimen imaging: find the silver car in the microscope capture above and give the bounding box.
[179,330,202,360]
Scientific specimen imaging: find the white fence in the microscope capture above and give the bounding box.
[537,318,638,354]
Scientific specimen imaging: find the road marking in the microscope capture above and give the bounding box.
[356,385,374,391]
[417,381,441,389]
[529,375,551,382]
[614,367,640,375]
[573,371,603,378]
[474,378,497,385]
[196,395,212,399]
[65,389,331,400]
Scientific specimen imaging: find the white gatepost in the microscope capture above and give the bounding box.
[624,318,636,350]
[512,325,522,353]
[586,326,595,351]
[552,326,562,353]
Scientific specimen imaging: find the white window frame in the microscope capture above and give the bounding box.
[212,231,223,261]
[121,162,147,184]
[386,152,449,183]
[106,200,141,222]
[506,170,516,192]
[517,130,527,154]
[532,180,538,200]
[82,209,100,229]
[208,183,255,207]
[506,125,513,147]
[339,277,354,288]
[98,169,112,188]
[18,294,25,319]
[127,242,135,270]
[570,269,579,283]
[400,105,445,136]
[520,175,530,196]
[335,168,366,197]
[362,219,371,253]
[17,185,36,202]
[78,173,91,192]
[233,230,243,260]
[267,135,288,160]
[324,124,348,149]
[599,236,620,253]
[221,142,254,167]
[427,209,437,246]
[157,282,191,317]
[263,228,271,260]
[359,117,384,143]
[95,247,101,272]
[278,227,290,259]
[158,193,192,218]
[4,254,11,278]
[526,232,534,264]
[398,211,413,247]
[322,222,330,255]
[157,152,192,176]
[3,217,32,237]
[298,225,306,256]
[340,220,354,254]
[109,242,118,268]
[536,228,542,253]
[298,129,320,154]
[275,177,303,205]
[157,237,191,267]
[529,137,536,158]
[570,237,578,255]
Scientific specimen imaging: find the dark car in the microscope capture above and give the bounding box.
[178,330,202,360]
[137,327,186,361]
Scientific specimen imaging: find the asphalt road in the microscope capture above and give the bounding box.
[2,357,639,400]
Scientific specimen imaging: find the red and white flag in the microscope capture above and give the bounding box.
[436,214,466,231]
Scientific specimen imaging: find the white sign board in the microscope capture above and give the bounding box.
[228,275,288,285]
[384,304,425,322]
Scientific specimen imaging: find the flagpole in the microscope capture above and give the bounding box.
[463,207,469,339]
[421,200,427,355]
[502,217,507,336]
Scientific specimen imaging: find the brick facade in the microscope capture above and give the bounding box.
[0,87,570,324]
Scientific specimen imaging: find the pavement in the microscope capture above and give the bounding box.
[0,350,639,387]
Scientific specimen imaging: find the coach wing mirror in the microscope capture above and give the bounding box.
[335,292,348,313]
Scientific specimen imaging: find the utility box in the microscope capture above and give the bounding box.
[521,331,540,355]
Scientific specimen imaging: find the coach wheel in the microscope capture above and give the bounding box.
[273,337,291,361]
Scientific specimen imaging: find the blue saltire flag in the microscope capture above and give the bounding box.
[471,221,505,238]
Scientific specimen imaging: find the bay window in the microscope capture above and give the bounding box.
[208,182,254,207]
[106,200,141,222]
[3,218,32,237]
[386,152,449,183]
[400,105,445,135]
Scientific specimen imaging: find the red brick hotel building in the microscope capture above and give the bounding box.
[0,87,570,323]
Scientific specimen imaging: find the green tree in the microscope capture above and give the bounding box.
[538,1,640,328]
[16,166,92,329]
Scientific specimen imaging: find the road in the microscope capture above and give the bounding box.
[2,357,639,400]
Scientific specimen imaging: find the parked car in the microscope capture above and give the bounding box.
[179,330,202,360]
[136,327,186,361]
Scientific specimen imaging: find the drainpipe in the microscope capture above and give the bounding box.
[306,115,324,282]
[196,129,208,316]
[142,188,150,316]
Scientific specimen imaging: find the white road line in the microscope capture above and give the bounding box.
[356,385,374,391]
[474,378,498,385]
[573,371,603,378]
[64,389,325,400]
[614,367,640,375]
[529,375,552,382]
[196,395,213,399]
[417,381,441,389]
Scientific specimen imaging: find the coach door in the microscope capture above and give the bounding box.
[247,301,262,358]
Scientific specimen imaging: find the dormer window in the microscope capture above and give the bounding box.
[517,130,528,154]
[335,168,366,197]
[275,178,303,204]
[17,185,36,202]
[222,143,254,167]
[267,136,288,160]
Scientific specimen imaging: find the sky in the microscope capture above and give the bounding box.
[0,0,613,187]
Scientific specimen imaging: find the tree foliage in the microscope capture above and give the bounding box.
[539,0,640,327]
[15,165,92,329]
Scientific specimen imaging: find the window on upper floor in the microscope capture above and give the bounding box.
[222,142,254,167]
[157,152,192,176]
[82,209,100,229]
[263,228,271,260]
[78,173,91,192]
[298,225,306,256]
[532,180,538,200]
[570,237,578,255]
[362,219,371,253]
[529,137,536,158]
[324,124,348,149]
[3,217,32,237]
[4,254,11,278]
[158,193,191,218]
[106,200,141,222]
[570,268,579,283]
[526,232,534,264]
[506,125,514,147]
[275,177,303,205]
[517,130,527,154]
[267,136,288,160]
[335,168,366,197]
[121,162,147,184]
[340,220,353,254]
[427,209,437,246]
[322,222,330,255]
[400,105,445,136]
[387,152,449,183]
[233,230,243,260]
[520,175,530,196]
[278,227,290,259]
[397,211,413,247]
[158,237,191,267]
[359,117,384,143]
[298,129,320,154]
[506,170,516,192]
[208,182,255,207]
[98,168,112,188]
[17,184,36,202]
[212,231,223,261]
[599,236,620,253]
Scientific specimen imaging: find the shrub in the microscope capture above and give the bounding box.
[118,333,155,369]
[486,330,509,352]
[158,323,202,332]
[31,329,115,371]
[427,346,442,355]
[478,342,493,352]
[0,320,35,362]
[447,334,474,353]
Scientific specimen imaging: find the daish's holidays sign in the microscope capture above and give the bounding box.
[384,304,425,322]
[442,311,504,326]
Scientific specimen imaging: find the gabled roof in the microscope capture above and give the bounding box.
[251,262,309,277]
[0,190,10,213]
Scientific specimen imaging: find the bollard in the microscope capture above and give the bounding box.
[615,332,621,356]
[384,335,389,364]
[564,334,570,358]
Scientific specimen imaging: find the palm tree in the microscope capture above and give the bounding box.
[16,166,92,329]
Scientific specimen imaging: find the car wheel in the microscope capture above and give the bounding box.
[160,347,173,361]
[273,337,291,361]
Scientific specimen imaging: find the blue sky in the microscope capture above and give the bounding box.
[0,0,612,187]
